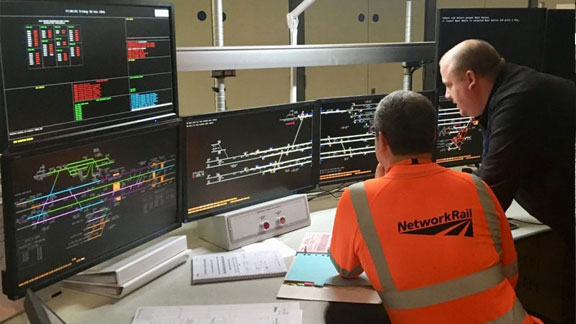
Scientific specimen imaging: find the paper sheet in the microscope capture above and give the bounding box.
[132,302,302,324]
[241,238,296,258]
[297,232,331,253]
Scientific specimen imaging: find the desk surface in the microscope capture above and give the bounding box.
[6,197,549,324]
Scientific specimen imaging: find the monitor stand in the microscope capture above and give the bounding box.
[24,288,67,324]
[197,194,311,250]
[0,282,62,323]
[62,236,189,298]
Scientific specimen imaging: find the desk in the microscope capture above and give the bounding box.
[5,197,551,324]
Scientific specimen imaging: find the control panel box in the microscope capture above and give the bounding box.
[197,194,311,250]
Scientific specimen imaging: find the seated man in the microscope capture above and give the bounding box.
[329,90,541,324]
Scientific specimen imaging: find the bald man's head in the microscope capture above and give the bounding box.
[439,40,504,117]
[440,39,505,79]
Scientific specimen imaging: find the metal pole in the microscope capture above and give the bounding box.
[211,0,226,111]
[289,18,299,103]
[287,0,316,103]
[403,0,413,90]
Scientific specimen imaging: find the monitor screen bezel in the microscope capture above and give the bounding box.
[1,119,182,300]
[183,101,319,223]
[0,0,180,151]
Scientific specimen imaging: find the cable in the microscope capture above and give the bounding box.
[307,181,355,201]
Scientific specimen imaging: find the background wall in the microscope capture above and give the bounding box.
[171,0,574,115]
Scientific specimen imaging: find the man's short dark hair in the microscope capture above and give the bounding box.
[374,90,437,155]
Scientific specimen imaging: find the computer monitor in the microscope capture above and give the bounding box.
[543,9,575,81]
[184,103,317,222]
[317,91,436,184]
[317,94,384,185]
[1,120,181,300]
[434,8,548,166]
[434,95,483,166]
[0,0,178,149]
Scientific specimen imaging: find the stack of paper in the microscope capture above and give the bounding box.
[131,302,302,324]
[191,250,287,284]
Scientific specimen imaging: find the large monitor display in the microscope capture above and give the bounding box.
[317,94,384,184]
[1,120,181,300]
[434,8,547,166]
[318,91,435,184]
[0,0,178,148]
[184,103,317,222]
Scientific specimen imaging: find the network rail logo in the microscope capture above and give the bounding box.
[398,209,474,237]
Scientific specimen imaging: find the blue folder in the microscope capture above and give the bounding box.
[285,253,372,287]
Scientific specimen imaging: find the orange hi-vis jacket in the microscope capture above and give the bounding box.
[329,161,542,324]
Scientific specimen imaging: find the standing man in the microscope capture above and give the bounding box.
[329,90,541,324]
[439,39,575,323]
[438,39,575,246]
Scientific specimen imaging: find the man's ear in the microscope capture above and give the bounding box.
[376,132,389,153]
[465,70,477,90]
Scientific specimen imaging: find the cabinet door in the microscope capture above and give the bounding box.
[223,0,290,110]
[173,0,214,115]
[437,0,485,8]
[368,0,426,93]
[305,0,370,99]
[176,0,291,114]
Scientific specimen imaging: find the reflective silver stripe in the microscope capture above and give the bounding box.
[483,298,527,324]
[349,182,397,291]
[381,264,505,309]
[329,250,364,277]
[471,174,503,257]
[502,260,519,279]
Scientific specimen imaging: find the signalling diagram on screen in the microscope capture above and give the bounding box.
[203,110,313,186]
[319,98,379,183]
[186,106,314,218]
[9,135,177,291]
[434,96,483,165]
[15,151,174,245]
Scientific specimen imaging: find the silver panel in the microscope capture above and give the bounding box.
[176,42,435,71]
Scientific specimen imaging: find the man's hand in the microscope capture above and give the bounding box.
[375,163,386,178]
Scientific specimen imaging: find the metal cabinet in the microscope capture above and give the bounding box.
[174,0,214,115]
[223,0,290,111]
[305,0,428,99]
[368,0,426,93]
[174,0,290,115]
[305,0,370,99]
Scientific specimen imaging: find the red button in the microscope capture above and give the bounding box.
[279,216,286,224]
[262,221,270,230]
